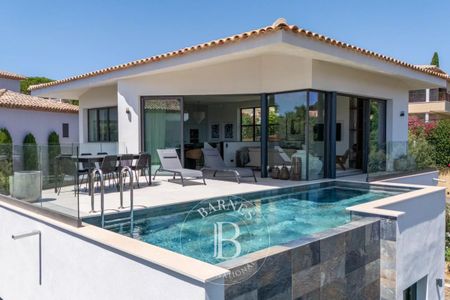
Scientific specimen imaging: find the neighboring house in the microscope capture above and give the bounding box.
[30,18,449,180]
[409,65,450,122]
[0,70,79,145]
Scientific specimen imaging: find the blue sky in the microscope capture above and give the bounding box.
[1,0,449,79]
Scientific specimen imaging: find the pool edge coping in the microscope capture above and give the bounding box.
[344,181,445,218]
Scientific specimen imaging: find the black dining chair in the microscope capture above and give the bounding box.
[78,153,93,191]
[94,152,108,169]
[131,153,150,187]
[56,155,77,196]
[96,155,118,190]
[118,154,134,187]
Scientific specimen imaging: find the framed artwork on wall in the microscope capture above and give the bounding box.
[190,129,199,143]
[210,123,220,140]
[223,123,233,140]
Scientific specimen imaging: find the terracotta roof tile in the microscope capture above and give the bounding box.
[29,19,450,91]
[0,89,78,114]
[415,65,448,75]
[0,70,26,80]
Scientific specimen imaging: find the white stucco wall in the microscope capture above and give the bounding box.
[383,170,440,187]
[381,188,445,300]
[78,85,118,154]
[311,60,410,144]
[0,204,224,300]
[0,108,78,145]
[0,78,21,92]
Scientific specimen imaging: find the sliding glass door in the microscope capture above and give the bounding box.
[368,99,387,173]
[265,91,326,180]
[142,97,183,173]
[307,92,326,180]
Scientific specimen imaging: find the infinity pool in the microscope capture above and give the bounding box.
[84,182,414,264]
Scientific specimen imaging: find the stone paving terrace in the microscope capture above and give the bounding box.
[39,174,343,218]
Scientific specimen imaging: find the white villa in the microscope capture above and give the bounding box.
[0,19,446,300]
[30,18,449,180]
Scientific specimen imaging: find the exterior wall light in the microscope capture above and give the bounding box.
[400,111,405,117]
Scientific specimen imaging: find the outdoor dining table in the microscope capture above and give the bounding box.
[80,154,143,195]
[55,154,148,195]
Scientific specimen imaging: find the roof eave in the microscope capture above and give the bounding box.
[29,20,449,93]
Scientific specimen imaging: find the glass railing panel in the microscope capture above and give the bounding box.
[367,141,436,181]
[0,143,81,224]
[0,142,146,225]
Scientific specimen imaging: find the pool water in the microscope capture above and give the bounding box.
[88,183,413,264]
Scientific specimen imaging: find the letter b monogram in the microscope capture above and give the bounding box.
[213,222,241,259]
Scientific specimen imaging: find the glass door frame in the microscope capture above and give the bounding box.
[336,93,388,174]
[261,89,332,180]
[140,96,185,167]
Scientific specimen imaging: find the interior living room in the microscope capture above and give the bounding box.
[141,91,387,181]
[142,93,320,180]
[142,91,385,180]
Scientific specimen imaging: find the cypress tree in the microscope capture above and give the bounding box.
[23,133,38,171]
[48,131,61,183]
[431,52,440,67]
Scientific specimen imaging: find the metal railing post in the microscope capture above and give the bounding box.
[90,169,104,216]
[118,166,134,234]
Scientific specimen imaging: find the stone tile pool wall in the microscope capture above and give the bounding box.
[352,213,398,300]
[221,218,381,300]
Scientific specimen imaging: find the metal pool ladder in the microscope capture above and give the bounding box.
[90,166,135,235]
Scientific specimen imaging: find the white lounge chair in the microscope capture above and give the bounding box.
[202,148,257,183]
[153,149,206,186]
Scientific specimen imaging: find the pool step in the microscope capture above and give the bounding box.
[103,217,133,228]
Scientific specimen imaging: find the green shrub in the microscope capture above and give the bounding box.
[0,128,13,194]
[47,131,61,183]
[427,119,450,169]
[368,149,386,173]
[23,133,38,171]
[408,131,435,170]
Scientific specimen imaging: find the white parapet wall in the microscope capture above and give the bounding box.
[348,183,446,300]
[382,170,440,186]
[382,187,445,300]
[0,200,226,300]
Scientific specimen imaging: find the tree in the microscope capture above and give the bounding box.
[20,76,79,105]
[47,131,61,183]
[20,77,53,95]
[23,133,38,171]
[431,52,440,67]
[427,119,450,168]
